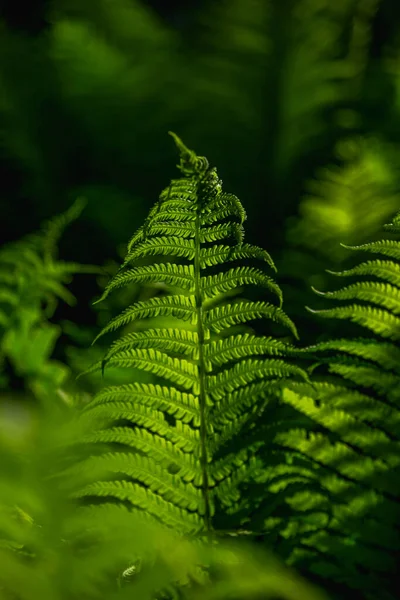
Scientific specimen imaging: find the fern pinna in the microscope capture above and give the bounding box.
[75,133,309,540]
[280,210,400,599]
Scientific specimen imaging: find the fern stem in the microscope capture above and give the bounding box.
[194,208,213,536]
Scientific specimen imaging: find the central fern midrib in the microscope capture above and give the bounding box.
[194,204,213,535]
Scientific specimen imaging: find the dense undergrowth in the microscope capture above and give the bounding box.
[0,133,399,600]
[2,1,400,597]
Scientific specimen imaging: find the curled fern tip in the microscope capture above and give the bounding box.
[168,131,209,176]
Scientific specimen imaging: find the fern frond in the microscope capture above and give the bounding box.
[0,198,100,404]
[270,0,380,178]
[77,133,307,542]
[0,198,101,317]
[280,208,400,598]
[285,138,400,264]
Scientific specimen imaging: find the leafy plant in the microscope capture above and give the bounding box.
[1,132,399,600]
[279,209,400,599]
[0,340,328,600]
[75,132,310,544]
[72,133,399,600]
[278,134,400,343]
[0,197,101,406]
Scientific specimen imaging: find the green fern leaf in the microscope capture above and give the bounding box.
[77,133,306,541]
[0,198,101,403]
[280,208,400,597]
